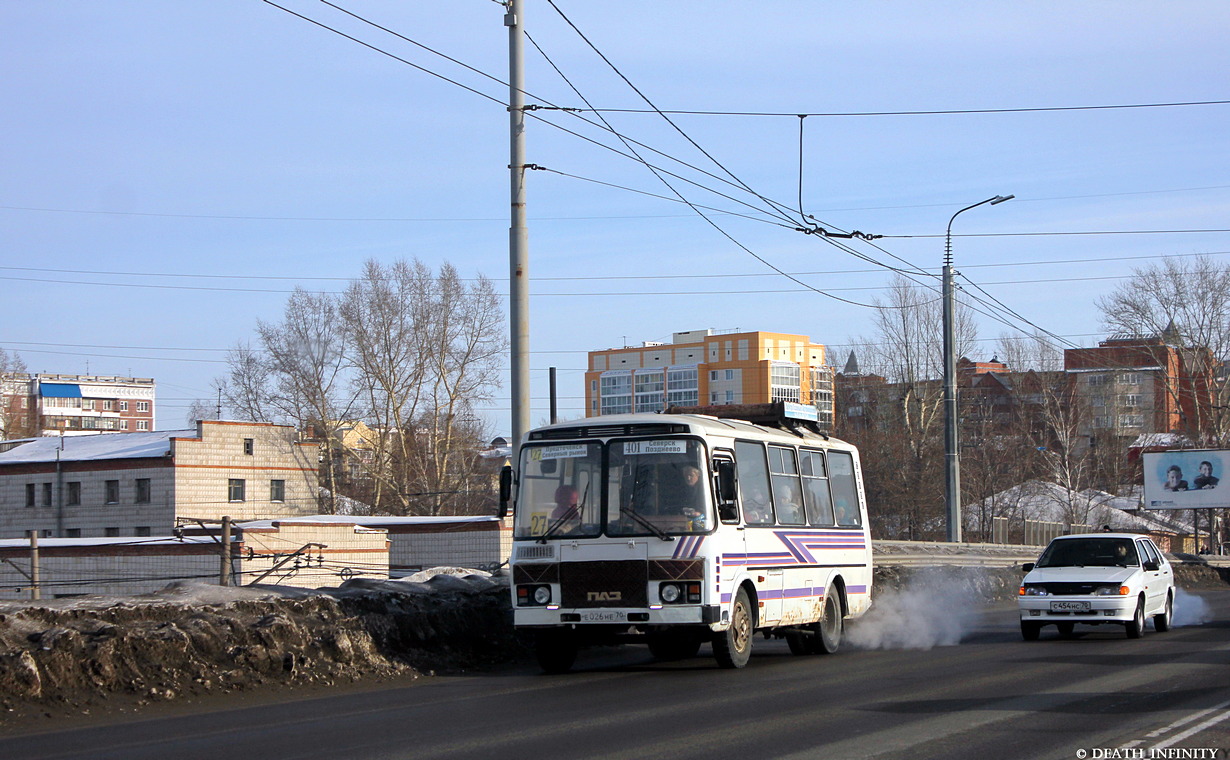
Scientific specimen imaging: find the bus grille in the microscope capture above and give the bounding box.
[561,561,648,608]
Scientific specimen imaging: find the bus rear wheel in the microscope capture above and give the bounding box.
[786,587,843,655]
[713,587,753,668]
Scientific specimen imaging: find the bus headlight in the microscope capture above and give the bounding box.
[660,583,682,603]
[517,584,552,606]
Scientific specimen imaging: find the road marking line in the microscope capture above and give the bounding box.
[1152,705,1230,751]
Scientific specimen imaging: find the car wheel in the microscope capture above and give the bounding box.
[1154,592,1173,633]
[1056,622,1075,638]
[1126,598,1146,639]
[535,629,579,674]
[1021,620,1041,641]
[713,587,753,668]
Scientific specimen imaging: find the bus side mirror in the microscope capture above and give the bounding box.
[715,460,739,523]
[498,465,513,518]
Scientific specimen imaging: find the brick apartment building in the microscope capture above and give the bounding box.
[0,420,318,540]
[585,329,835,428]
[1063,330,1216,442]
[1,373,156,438]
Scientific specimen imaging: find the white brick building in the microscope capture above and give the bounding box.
[0,420,319,540]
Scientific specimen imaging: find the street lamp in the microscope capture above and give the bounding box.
[944,194,1013,543]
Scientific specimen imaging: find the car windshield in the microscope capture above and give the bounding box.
[1035,537,1140,568]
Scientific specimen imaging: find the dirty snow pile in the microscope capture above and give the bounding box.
[0,569,520,722]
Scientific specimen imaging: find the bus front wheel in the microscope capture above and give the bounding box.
[713,587,753,669]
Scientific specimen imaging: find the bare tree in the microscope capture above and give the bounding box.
[340,259,506,515]
[0,349,30,439]
[839,275,978,539]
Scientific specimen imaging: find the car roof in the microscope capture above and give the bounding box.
[1051,533,1147,541]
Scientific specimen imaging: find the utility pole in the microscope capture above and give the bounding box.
[507,0,530,463]
[944,194,1013,543]
[549,366,558,424]
[29,531,40,602]
[219,515,232,587]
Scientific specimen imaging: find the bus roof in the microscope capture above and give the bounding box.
[525,412,855,451]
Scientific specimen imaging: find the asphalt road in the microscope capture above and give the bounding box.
[3,592,1228,760]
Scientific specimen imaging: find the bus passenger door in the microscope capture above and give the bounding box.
[712,453,744,617]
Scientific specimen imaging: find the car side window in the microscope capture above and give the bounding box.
[1140,540,1161,567]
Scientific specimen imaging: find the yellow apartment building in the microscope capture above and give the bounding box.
[584,329,834,427]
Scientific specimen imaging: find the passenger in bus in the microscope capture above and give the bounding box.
[834,498,858,526]
[742,485,774,524]
[551,485,581,522]
[775,485,804,525]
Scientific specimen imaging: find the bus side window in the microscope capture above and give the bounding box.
[800,450,834,526]
[734,441,774,526]
[828,451,862,527]
[714,458,739,523]
[768,446,805,526]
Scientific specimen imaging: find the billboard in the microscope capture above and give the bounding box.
[1143,450,1230,510]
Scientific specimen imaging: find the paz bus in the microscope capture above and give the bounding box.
[501,403,873,672]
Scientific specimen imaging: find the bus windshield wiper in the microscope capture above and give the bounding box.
[619,505,674,541]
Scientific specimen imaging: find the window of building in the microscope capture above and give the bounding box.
[25,483,35,508]
[1121,415,1143,428]
[66,481,81,506]
[243,438,254,455]
[65,528,81,538]
[228,479,246,502]
[725,369,735,380]
[120,420,129,430]
[136,401,149,412]
[105,480,120,504]
[634,370,664,413]
[270,479,286,502]
[136,526,151,537]
[105,527,120,537]
[82,399,94,410]
[666,367,699,407]
[42,482,52,507]
[136,420,149,431]
[599,372,633,415]
[1121,372,1141,385]
[1124,394,1140,407]
[119,400,128,412]
[103,400,113,411]
[135,478,151,504]
[770,362,802,403]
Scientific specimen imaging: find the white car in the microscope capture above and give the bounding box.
[1018,533,1175,640]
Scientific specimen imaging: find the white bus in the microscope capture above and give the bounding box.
[501,405,873,672]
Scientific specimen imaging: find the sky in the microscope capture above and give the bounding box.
[3,1,1228,437]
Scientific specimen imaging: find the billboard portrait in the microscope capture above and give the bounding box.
[1143,450,1230,510]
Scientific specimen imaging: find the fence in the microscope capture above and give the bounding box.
[991,516,1095,546]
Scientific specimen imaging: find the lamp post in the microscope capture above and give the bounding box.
[944,194,1013,543]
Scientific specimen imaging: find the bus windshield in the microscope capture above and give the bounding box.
[607,438,710,537]
[513,438,712,539]
[513,442,603,540]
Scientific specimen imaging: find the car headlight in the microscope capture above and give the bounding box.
[1021,586,1049,596]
